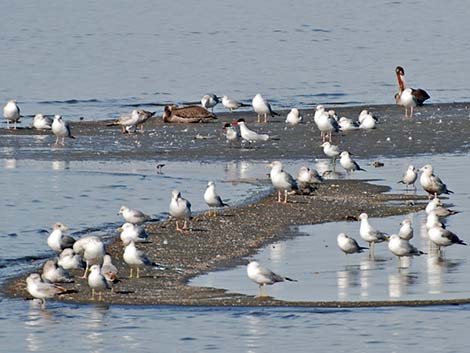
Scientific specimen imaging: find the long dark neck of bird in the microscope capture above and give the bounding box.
[396,72,406,92]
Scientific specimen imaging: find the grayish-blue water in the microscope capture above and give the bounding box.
[2,1,470,122]
[2,1,470,351]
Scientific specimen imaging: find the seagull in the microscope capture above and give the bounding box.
[398,165,418,190]
[338,117,359,131]
[246,261,296,297]
[387,234,425,267]
[359,213,388,256]
[426,211,441,230]
[52,114,75,145]
[169,190,192,231]
[123,241,152,278]
[358,111,377,129]
[32,114,53,130]
[222,122,241,145]
[204,181,229,216]
[201,94,219,112]
[88,264,109,300]
[419,164,453,197]
[101,254,118,291]
[221,95,244,111]
[118,222,149,245]
[320,142,340,161]
[337,233,368,255]
[26,273,66,310]
[314,105,339,142]
[285,108,302,126]
[58,248,85,270]
[297,166,323,184]
[47,223,76,253]
[107,109,155,133]
[268,160,298,203]
[118,206,151,225]
[339,151,366,174]
[73,237,105,278]
[395,66,430,118]
[232,118,270,143]
[398,219,413,240]
[3,99,21,129]
[425,197,458,218]
[252,94,278,123]
[428,223,466,255]
[41,259,73,283]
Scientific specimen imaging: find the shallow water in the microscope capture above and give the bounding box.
[192,154,470,302]
[2,1,470,121]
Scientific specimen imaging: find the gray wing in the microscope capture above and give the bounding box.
[284,172,298,190]
[258,266,284,283]
[60,235,76,250]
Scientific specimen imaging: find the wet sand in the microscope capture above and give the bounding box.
[3,102,470,307]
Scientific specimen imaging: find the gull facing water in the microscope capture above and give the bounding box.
[285,108,302,126]
[26,273,66,310]
[118,222,149,245]
[339,151,366,174]
[222,95,243,111]
[88,264,109,300]
[201,94,219,112]
[337,233,368,255]
[32,114,52,130]
[247,261,296,297]
[425,197,458,218]
[118,206,151,225]
[123,241,152,278]
[387,234,424,267]
[47,223,76,253]
[398,219,413,240]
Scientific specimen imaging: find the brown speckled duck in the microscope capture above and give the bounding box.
[162,105,217,123]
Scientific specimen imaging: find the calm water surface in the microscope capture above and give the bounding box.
[1,1,470,121]
[2,1,470,351]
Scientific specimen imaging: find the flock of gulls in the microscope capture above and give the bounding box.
[7,66,462,305]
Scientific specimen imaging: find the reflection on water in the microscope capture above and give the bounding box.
[193,154,470,302]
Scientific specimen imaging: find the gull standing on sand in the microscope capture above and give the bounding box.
[32,114,53,130]
[387,234,424,267]
[425,197,458,218]
[88,264,109,300]
[285,108,302,126]
[247,261,296,297]
[52,115,75,145]
[204,181,229,216]
[222,122,241,145]
[339,151,366,174]
[314,105,339,142]
[123,241,152,278]
[359,213,388,256]
[73,236,105,278]
[398,219,413,240]
[118,206,151,225]
[419,164,453,197]
[268,161,297,203]
[118,222,149,245]
[252,94,278,123]
[58,248,84,270]
[398,165,418,190]
[320,142,340,161]
[201,94,219,112]
[47,223,76,253]
[222,95,243,112]
[26,273,66,310]
[101,254,118,290]
[41,260,73,283]
[428,223,467,255]
[169,190,192,231]
[3,100,21,129]
[107,109,155,133]
[232,119,270,143]
[337,233,368,255]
